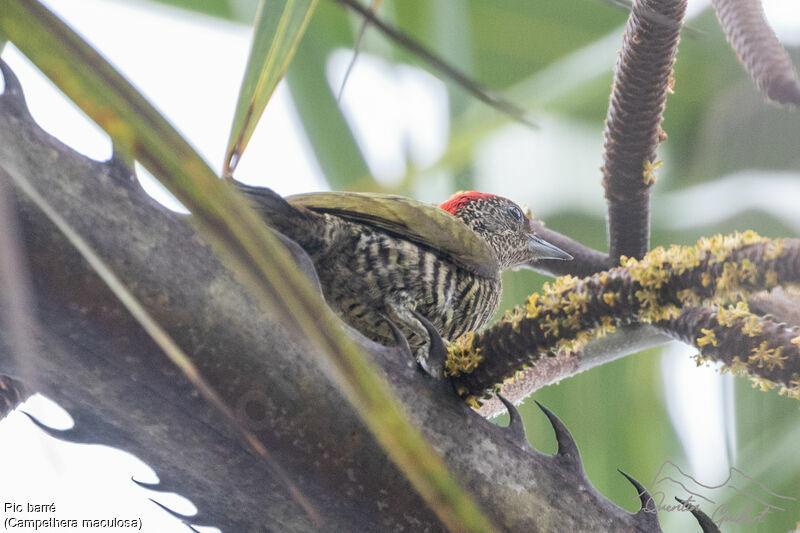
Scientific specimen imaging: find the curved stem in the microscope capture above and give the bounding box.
[712,0,800,106]
[602,0,687,262]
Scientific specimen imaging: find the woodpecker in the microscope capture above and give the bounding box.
[237,185,572,374]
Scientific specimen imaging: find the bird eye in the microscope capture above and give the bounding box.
[507,205,524,224]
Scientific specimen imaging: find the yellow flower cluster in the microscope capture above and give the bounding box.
[444,332,483,377]
[750,376,778,392]
[477,233,783,374]
[449,230,794,404]
[696,328,718,347]
[677,288,700,306]
[555,331,594,357]
[627,231,774,309]
[720,356,750,377]
[503,306,526,331]
[716,302,762,336]
[524,278,584,336]
[716,301,750,325]
[695,231,765,262]
[642,159,663,185]
[780,375,800,400]
[461,392,482,410]
[526,293,542,319]
[748,342,787,371]
[700,301,797,389]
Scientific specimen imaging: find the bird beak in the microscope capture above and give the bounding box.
[528,235,573,261]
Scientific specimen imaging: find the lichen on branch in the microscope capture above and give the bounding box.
[448,232,800,407]
[664,304,799,399]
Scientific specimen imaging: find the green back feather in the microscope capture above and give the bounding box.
[287,191,499,278]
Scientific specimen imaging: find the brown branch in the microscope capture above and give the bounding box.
[602,0,687,263]
[712,0,800,106]
[451,234,800,402]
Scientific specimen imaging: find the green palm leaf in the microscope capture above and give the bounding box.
[224,0,318,175]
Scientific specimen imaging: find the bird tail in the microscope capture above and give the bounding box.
[228,179,324,250]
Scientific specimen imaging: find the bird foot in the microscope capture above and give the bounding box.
[410,310,448,379]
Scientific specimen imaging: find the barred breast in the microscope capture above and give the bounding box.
[310,218,502,353]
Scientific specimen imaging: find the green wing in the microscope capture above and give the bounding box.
[287,191,499,278]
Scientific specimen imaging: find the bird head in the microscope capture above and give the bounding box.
[439,191,573,270]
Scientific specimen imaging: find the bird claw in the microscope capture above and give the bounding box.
[410,310,448,379]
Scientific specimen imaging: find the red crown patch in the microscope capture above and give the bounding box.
[439,191,497,215]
